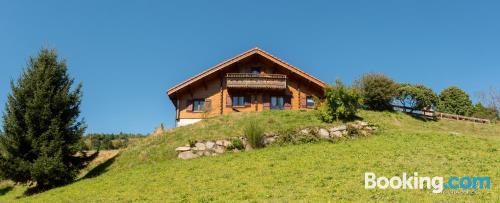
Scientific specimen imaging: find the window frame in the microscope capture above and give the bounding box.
[192,99,205,112]
[270,96,284,110]
[232,95,246,107]
[306,96,315,108]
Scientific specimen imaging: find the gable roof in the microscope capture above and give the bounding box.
[167,47,327,97]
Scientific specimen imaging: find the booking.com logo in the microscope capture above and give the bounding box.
[364,172,491,193]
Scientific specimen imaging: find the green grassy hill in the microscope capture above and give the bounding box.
[1,110,499,202]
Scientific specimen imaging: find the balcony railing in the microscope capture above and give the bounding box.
[226,73,287,89]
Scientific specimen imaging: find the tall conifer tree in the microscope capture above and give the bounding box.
[0,48,86,189]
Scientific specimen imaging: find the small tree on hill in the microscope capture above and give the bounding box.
[356,73,398,111]
[437,86,474,116]
[395,84,438,112]
[319,80,363,122]
[0,48,86,190]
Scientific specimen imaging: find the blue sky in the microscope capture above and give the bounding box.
[1,1,499,133]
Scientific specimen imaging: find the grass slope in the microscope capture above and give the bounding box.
[1,110,499,202]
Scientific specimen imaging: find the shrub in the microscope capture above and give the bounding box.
[244,122,264,148]
[275,129,319,145]
[472,103,499,122]
[188,139,196,147]
[437,86,474,116]
[319,80,363,122]
[395,84,438,111]
[356,73,398,110]
[228,138,244,150]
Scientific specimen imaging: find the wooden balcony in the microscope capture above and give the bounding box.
[226,73,287,89]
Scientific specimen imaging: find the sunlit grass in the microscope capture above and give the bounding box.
[0,110,499,202]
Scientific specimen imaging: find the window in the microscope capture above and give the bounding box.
[232,96,245,107]
[192,99,205,112]
[271,96,284,110]
[306,96,315,108]
[250,67,261,74]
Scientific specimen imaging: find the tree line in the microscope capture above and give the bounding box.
[318,73,499,123]
[82,133,146,151]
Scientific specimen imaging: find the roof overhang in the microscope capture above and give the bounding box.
[166,47,327,100]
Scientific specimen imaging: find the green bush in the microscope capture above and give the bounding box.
[395,84,438,111]
[472,103,499,122]
[244,122,265,148]
[437,86,474,116]
[319,80,363,122]
[228,138,245,150]
[275,129,319,145]
[356,73,398,111]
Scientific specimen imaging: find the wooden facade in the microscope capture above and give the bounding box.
[167,48,327,126]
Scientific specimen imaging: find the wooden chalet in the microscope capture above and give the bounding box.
[167,48,327,126]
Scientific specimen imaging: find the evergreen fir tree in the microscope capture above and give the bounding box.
[0,48,86,189]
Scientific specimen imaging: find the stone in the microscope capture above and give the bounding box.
[349,123,362,130]
[330,125,347,132]
[214,147,225,154]
[215,140,224,146]
[175,146,191,152]
[357,121,369,127]
[205,141,215,149]
[264,136,276,145]
[300,128,311,134]
[331,131,343,138]
[178,151,199,159]
[203,151,211,156]
[232,149,240,152]
[318,128,330,139]
[222,140,232,147]
[245,143,253,151]
[194,142,206,151]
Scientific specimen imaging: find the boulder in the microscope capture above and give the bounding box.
[214,147,225,154]
[318,128,330,139]
[175,146,191,152]
[357,121,369,127]
[178,151,199,160]
[194,142,206,151]
[202,151,211,156]
[300,128,311,134]
[245,143,253,151]
[330,125,347,132]
[222,140,232,147]
[331,131,343,138]
[215,140,224,146]
[205,141,215,149]
[264,136,276,145]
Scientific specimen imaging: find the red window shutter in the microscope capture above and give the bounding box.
[226,94,232,107]
[263,94,270,109]
[244,95,251,107]
[186,99,193,112]
[284,95,292,110]
[300,95,307,108]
